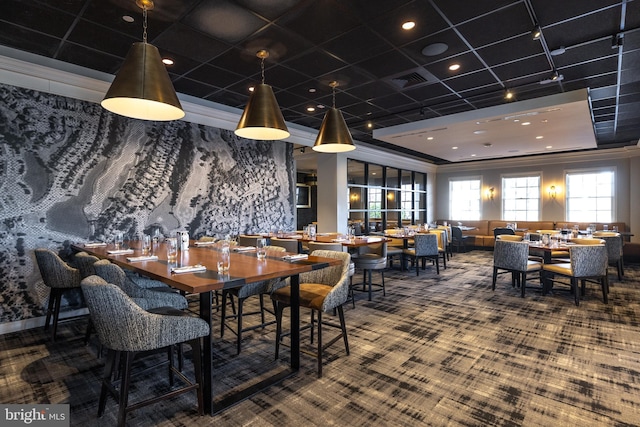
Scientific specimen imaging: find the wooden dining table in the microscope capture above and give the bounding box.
[72,240,340,416]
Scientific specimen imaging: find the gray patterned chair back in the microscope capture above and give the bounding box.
[270,237,300,253]
[236,245,286,297]
[80,275,209,352]
[74,251,100,278]
[92,259,187,309]
[570,245,608,277]
[493,240,529,271]
[598,235,622,262]
[494,227,516,237]
[305,250,351,313]
[413,233,438,257]
[34,248,81,289]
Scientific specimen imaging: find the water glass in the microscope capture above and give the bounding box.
[217,246,230,273]
[141,234,151,254]
[256,238,267,260]
[603,224,609,231]
[114,231,124,250]
[166,237,178,263]
[613,225,618,232]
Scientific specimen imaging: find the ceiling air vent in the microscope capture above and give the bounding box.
[386,68,437,90]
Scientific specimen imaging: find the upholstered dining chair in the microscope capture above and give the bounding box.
[437,225,453,259]
[221,245,287,354]
[594,233,624,280]
[492,240,542,298]
[307,241,356,308]
[238,235,262,247]
[353,241,387,301]
[92,260,188,310]
[403,233,440,275]
[541,244,609,306]
[271,249,351,378]
[80,275,209,427]
[451,225,470,253]
[428,229,448,270]
[34,248,82,341]
[496,234,523,242]
[493,227,516,237]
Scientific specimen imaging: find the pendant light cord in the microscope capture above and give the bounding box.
[260,56,266,84]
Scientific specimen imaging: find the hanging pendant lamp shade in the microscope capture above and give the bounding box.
[102,42,184,121]
[235,50,290,140]
[235,83,290,140]
[313,82,355,153]
[101,1,184,121]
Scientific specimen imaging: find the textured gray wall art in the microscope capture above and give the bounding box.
[0,83,295,323]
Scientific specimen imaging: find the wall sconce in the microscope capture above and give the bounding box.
[549,185,557,199]
[486,187,495,201]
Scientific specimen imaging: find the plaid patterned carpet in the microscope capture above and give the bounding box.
[1,250,639,426]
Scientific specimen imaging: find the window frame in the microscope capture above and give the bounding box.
[449,176,482,220]
[500,173,541,221]
[565,168,616,222]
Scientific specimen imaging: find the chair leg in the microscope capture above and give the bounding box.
[118,351,135,427]
[348,276,355,309]
[381,270,385,296]
[189,338,204,416]
[572,278,580,306]
[367,269,373,301]
[220,291,228,338]
[236,297,244,355]
[337,306,349,356]
[492,267,498,290]
[521,272,527,298]
[44,288,56,332]
[317,310,323,378]
[602,276,609,304]
[98,350,116,417]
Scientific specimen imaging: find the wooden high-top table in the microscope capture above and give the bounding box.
[72,240,340,415]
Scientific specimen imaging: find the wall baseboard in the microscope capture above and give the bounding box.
[0,308,89,336]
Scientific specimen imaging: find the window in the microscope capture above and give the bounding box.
[566,169,614,222]
[449,178,481,220]
[347,160,427,232]
[502,175,540,220]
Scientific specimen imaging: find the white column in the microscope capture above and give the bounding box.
[315,153,349,234]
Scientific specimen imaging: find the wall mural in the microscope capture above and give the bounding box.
[0,83,295,324]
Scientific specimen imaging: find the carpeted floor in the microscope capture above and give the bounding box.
[1,250,639,426]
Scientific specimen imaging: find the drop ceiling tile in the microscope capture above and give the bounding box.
[185,0,269,44]
[153,23,231,63]
[456,3,532,48]
[432,0,520,25]
[425,52,487,81]
[67,21,137,58]
[322,26,393,64]
[2,1,75,38]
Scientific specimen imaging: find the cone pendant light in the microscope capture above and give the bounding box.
[313,81,355,153]
[101,0,184,121]
[235,50,290,140]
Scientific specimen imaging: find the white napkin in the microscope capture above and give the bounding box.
[107,249,134,255]
[233,246,255,252]
[84,242,107,248]
[127,255,158,262]
[194,241,217,247]
[283,254,308,261]
[171,264,206,274]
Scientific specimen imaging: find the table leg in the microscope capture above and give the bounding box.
[199,291,213,415]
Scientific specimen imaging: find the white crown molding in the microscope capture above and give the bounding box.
[436,145,640,173]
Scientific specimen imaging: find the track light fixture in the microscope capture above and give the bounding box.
[551,69,560,81]
[531,25,542,41]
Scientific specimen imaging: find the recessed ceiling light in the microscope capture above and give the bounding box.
[317,104,325,109]
[367,122,373,129]
[536,136,544,139]
[452,146,458,150]
[505,90,514,100]
[402,21,416,30]
[473,130,486,135]
[308,88,316,93]
[427,136,434,140]
[471,154,476,157]
[513,119,520,122]
[449,64,461,71]
[521,122,531,126]
[546,145,553,149]
[248,86,255,92]
[306,106,315,112]
[122,15,134,23]
[162,58,174,65]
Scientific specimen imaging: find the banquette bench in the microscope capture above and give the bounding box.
[441,220,628,249]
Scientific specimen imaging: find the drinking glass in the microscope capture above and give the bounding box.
[603,224,609,231]
[141,234,151,255]
[256,238,267,260]
[308,224,316,239]
[166,237,178,263]
[613,225,618,232]
[114,231,124,250]
[217,246,230,273]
